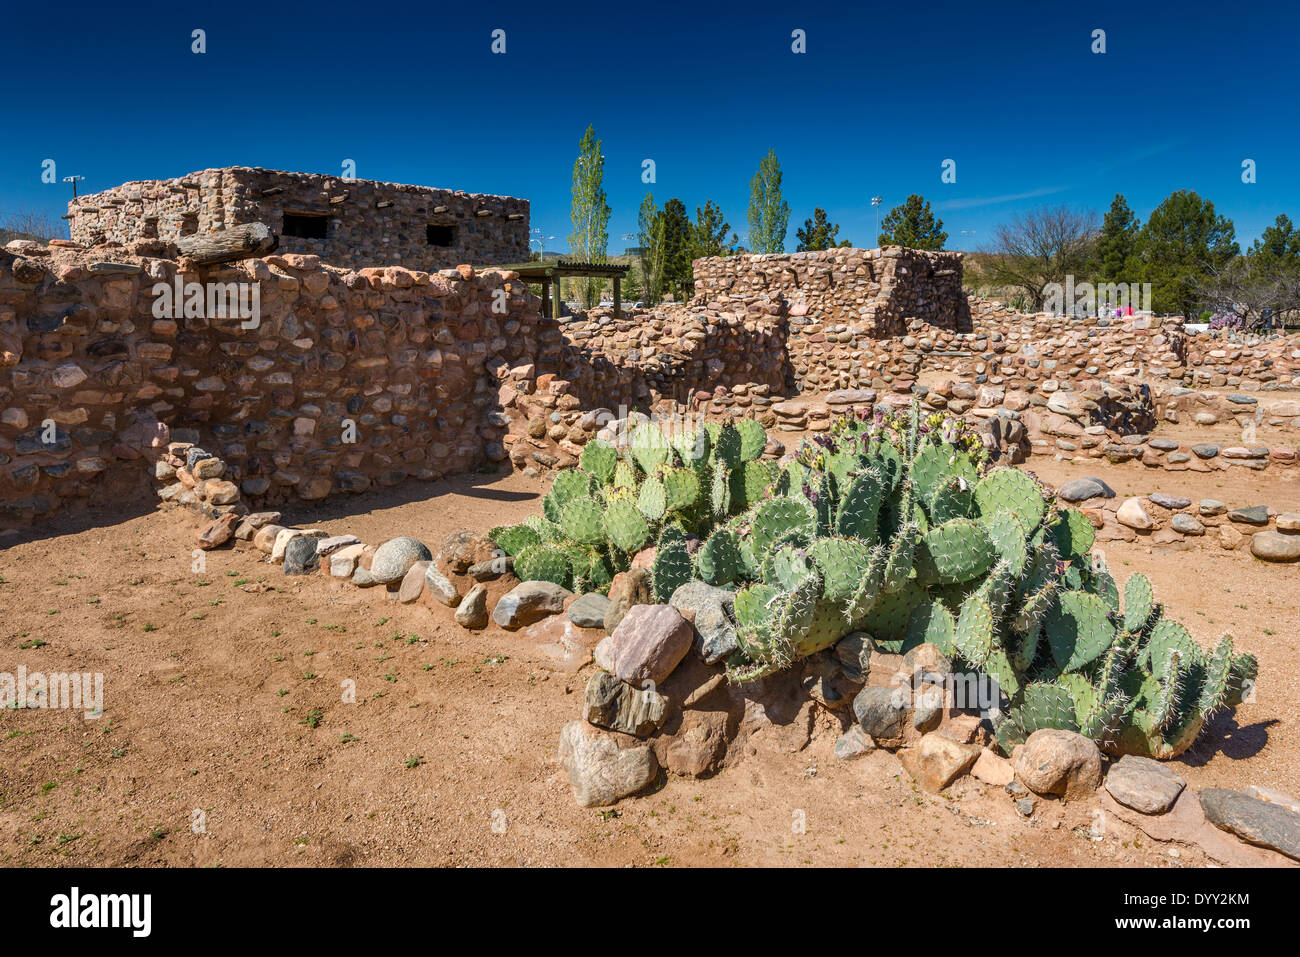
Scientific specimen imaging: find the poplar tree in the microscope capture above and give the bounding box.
[568,124,611,308]
[747,149,790,254]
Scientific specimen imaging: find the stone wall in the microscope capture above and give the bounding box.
[67,167,530,272]
[692,246,968,336]
[917,299,1300,392]
[12,225,1295,529]
[0,240,546,526]
[546,299,788,408]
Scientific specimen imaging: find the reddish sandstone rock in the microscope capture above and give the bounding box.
[611,604,693,687]
[196,512,239,550]
[898,733,981,792]
[1014,729,1102,801]
[604,567,652,632]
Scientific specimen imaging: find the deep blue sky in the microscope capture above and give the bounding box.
[2,0,1297,253]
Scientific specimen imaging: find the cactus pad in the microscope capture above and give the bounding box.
[579,440,618,485]
[651,525,694,603]
[916,518,997,585]
[558,496,606,546]
[1121,573,1155,633]
[697,528,745,586]
[1045,590,1115,672]
[736,418,767,461]
[489,523,541,557]
[751,498,816,555]
[663,467,701,512]
[1049,507,1096,561]
[808,536,874,602]
[974,467,1047,532]
[603,499,651,553]
[513,544,571,589]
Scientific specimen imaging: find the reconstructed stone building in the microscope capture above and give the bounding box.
[66,167,530,270]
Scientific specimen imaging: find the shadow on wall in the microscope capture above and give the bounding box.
[0,243,552,542]
[537,306,796,417]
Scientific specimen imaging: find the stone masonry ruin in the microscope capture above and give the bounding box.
[67,167,530,272]
[3,217,1298,535]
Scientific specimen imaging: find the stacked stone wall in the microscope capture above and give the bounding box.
[0,240,545,526]
[67,167,530,272]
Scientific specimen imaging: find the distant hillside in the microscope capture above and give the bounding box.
[0,227,49,246]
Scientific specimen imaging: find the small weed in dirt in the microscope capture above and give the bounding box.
[404,755,424,769]
[302,708,324,729]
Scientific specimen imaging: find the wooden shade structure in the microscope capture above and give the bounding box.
[498,258,631,318]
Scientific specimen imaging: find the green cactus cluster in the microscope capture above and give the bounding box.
[489,402,1258,760]
[490,417,773,594]
[993,573,1258,759]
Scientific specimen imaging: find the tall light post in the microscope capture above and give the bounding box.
[871,196,883,245]
[530,227,554,259]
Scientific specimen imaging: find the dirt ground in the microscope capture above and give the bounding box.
[1,436,1297,868]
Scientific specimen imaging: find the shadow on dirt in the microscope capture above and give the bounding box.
[285,467,540,527]
[1178,711,1276,767]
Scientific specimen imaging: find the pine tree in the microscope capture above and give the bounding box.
[795,207,848,251]
[877,194,946,250]
[690,200,737,260]
[1094,194,1140,282]
[568,124,611,308]
[1248,213,1300,266]
[747,150,790,254]
[660,198,693,299]
[1134,190,1238,318]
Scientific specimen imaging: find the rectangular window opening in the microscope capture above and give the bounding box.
[426,224,455,247]
[283,213,329,239]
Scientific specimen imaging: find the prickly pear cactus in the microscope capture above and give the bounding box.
[491,402,1258,761]
[719,402,1258,760]
[489,417,779,596]
[995,573,1259,760]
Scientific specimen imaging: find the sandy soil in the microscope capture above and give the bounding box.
[0,447,1296,868]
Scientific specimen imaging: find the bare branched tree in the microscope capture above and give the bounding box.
[0,207,66,242]
[1196,256,1300,330]
[980,206,1099,310]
